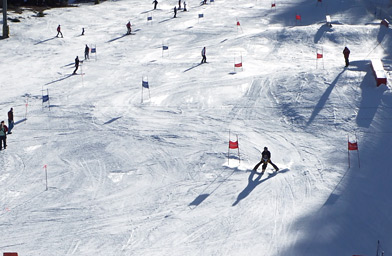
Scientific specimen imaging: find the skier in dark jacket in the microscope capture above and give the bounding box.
[84,44,90,60]
[253,147,279,173]
[56,25,63,38]
[126,21,131,35]
[7,108,14,134]
[173,6,177,18]
[73,56,80,74]
[0,121,8,150]
[152,0,158,9]
[201,47,206,63]
[343,47,350,67]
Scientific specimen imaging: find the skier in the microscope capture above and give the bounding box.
[56,24,63,38]
[201,47,206,63]
[253,147,279,173]
[73,56,80,74]
[126,21,131,35]
[84,44,90,60]
[0,121,8,150]
[81,27,85,36]
[173,6,177,18]
[343,46,350,67]
[7,108,14,134]
[183,1,187,11]
[178,0,181,9]
[152,0,158,9]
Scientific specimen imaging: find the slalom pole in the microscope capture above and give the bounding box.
[355,133,360,168]
[237,134,240,164]
[44,165,48,191]
[42,85,44,109]
[228,130,230,164]
[81,62,84,86]
[141,77,144,103]
[47,89,51,111]
[348,135,350,168]
[25,97,28,120]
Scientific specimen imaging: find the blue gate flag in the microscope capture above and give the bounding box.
[198,13,204,18]
[142,81,149,88]
[162,45,169,50]
[91,47,96,53]
[147,16,152,21]
[42,95,49,103]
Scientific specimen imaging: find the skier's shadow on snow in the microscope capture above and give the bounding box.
[184,63,202,72]
[232,169,288,206]
[45,74,73,85]
[306,69,345,126]
[104,116,122,125]
[107,34,128,43]
[34,37,57,45]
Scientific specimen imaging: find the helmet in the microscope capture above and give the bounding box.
[264,147,268,150]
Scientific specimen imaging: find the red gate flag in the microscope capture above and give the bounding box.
[234,63,242,68]
[348,141,358,151]
[271,3,276,7]
[317,53,323,58]
[296,15,301,20]
[236,21,240,26]
[229,140,238,149]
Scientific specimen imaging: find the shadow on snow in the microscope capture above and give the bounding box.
[232,168,289,206]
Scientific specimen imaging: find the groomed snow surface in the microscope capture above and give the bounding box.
[1,0,392,255]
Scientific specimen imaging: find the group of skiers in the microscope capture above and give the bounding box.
[173,0,188,18]
[0,108,14,151]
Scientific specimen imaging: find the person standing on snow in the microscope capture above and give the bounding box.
[183,1,187,11]
[126,21,131,35]
[343,46,350,67]
[7,108,14,134]
[56,24,63,38]
[73,56,80,74]
[0,121,8,150]
[201,47,207,63]
[253,147,279,173]
[152,0,158,9]
[84,44,90,60]
[173,6,177,18]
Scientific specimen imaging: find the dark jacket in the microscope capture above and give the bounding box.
[8,110,13,121]
[262,150,271,160]
[343,47,350,58]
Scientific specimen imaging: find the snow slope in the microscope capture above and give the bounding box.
[1,0,392,255]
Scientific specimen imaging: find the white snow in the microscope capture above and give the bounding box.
[1,0,392,255]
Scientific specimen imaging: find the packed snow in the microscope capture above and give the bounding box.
[1,0,392,255]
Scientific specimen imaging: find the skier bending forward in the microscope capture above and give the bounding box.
[253,146,279,173]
